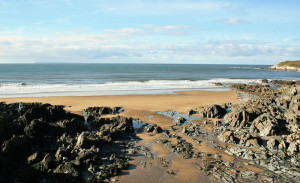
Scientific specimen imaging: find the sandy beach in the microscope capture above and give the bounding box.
[1,90,239,128]
[1,82,300,183]
[1,90,241,182]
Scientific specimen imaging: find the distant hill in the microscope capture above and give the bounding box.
[268,60,300,72]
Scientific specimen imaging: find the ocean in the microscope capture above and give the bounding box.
[0,64,299,98]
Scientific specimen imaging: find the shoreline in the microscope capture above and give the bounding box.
[1,82,299,182]
[1,90,240,116]
[0,90,241,182]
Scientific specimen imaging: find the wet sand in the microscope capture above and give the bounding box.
[1,90,243,182]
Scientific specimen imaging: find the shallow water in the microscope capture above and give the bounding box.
[1,64,299,97]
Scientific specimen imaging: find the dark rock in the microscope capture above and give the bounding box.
[214,82,223,86]
[83,106,124,117]
[1,135,32,159]
[97,116,133,139]
[188,109,196,115]
[24,119,63,138]
[54,162,79,177]
[57,118,87,134]
[198,105,227,119]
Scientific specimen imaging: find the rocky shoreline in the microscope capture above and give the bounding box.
[0,103,136,182]
[0,79,299,183]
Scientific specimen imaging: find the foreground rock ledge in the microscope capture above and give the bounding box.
[0,103,134,183]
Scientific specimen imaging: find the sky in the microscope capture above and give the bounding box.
[0,0,299,64]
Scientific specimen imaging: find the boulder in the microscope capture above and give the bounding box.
[198,105,227,119]
[218,131,237,144]
[83,107,124,117]
[173,117,186,125]
[250,113,283,136]
[224,103,262,128]
[97,116,133,139]
[239,134,261,147]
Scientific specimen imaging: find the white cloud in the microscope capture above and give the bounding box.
[217,18,249,25]
[0,25,299,64]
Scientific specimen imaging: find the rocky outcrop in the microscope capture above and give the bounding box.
[83,106,124,117]
[218,131,237,144]
[268,60,300,72]
[173,117,186,125]
[250,113,284,136]
[0,103,134,183]
[198,104,227,119]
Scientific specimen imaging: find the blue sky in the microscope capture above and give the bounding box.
[0,0,299,64]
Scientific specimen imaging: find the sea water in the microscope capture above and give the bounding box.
[0,64,299,97]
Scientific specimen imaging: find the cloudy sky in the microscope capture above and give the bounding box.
[0,0,299,64]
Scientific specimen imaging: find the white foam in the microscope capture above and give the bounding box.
[0,79,261,98]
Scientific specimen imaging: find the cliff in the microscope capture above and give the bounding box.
[269,60,300,72]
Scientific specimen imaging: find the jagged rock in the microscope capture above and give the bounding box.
[173,117,186,125]
[230,84,274,96]
[278,140,287,151]
[226,147,254,160]
[41,153,54,171]
[55,147,67,161]
[54,162,79,177]
[97,116,133,139]
[27,152,39,164]
[218,131,237,144]
[287,142,298,156]
[240,171,257,180]
[198,105,227,119]
[250,113,283,136]
[286,133,299,143]
[245,138,261,148]
[239,134,262,147]
[83,106,124,117]
[144,124,162,133]
[267,139,278,150]
[57,118,86,134]
[225,107,259,128]
[170,139,194,159]
[0,103,133,182]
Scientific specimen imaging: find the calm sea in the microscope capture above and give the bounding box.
[0,64,299,97]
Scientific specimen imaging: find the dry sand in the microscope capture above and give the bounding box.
[1,90,245,182]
